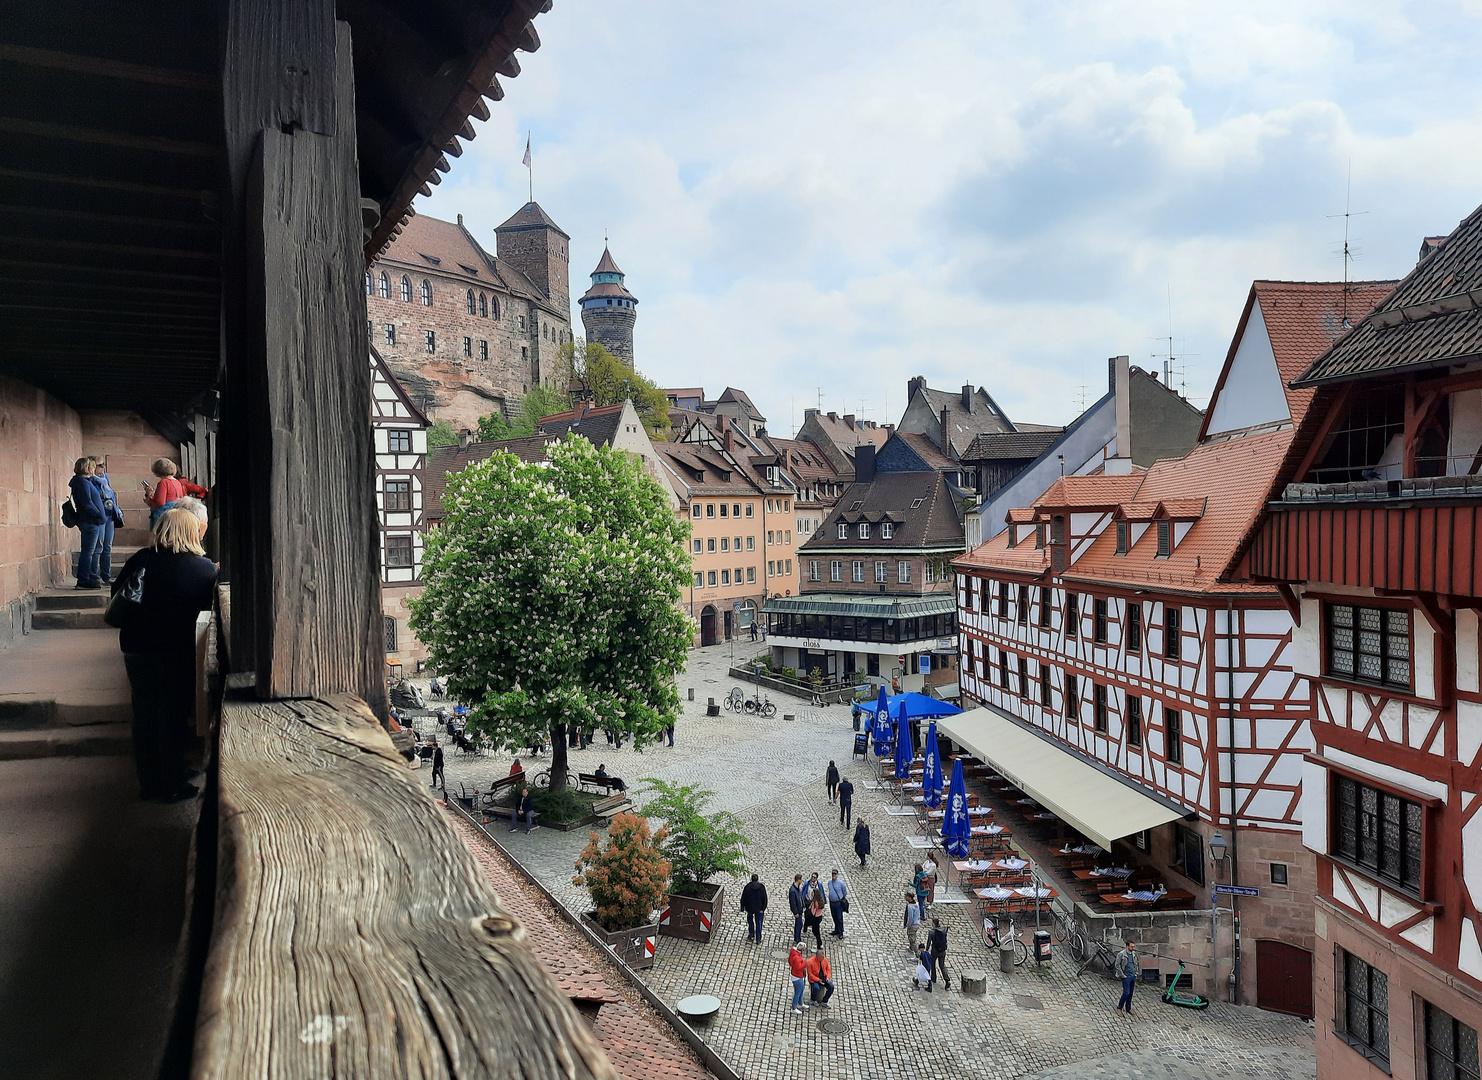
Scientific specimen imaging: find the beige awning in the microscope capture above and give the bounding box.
[938,708,1191,851]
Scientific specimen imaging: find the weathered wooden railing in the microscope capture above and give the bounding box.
[194,692,617,1079]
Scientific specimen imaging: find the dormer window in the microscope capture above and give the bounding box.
[1006,527,1017,549]
[1115,521,1129,555]
[837,523,849,540]
[858,523,870,539]
[881,522,893,539]
[1156,520,1172,558]
[1034,525,1044,550]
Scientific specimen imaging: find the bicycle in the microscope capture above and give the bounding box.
[1049,903,1088,961]
[725,687,745,712]
[1076,935,1122,978]
[981,914,1030,967]
[531,767,577,790]
[743,691,777,718]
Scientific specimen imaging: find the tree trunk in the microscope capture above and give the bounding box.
[548,723,569,791]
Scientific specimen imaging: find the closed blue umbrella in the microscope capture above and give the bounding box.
[942,758,971,859]
[871,686,892,757]
[922,721,943,809]
[893,703,915,780]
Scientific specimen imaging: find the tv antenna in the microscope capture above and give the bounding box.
[1327,160,1368,329]
[1150,283,1194,399]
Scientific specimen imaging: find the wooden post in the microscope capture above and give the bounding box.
[219,1,385,717]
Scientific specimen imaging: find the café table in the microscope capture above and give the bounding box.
[1089,866,1134,879]
[990,857,1029,872]
[1123,889,1166,902]
[927,806,992,820]
[1014,886,1055,900]
[1031,812,1057,821]
[976,886,1015,902]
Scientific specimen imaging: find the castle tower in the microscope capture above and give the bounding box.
[579,245,637,367]
[494,202,570,311]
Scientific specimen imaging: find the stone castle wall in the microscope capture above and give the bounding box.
[582,305,636,368]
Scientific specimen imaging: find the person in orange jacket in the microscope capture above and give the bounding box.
[806,946,834,1007]
[788,944,808,1013]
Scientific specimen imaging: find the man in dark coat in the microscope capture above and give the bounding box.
[511,787,536,834]
[928,918,950,990]
[788,874,805,944]
[825,760,840,802]
[853,820,871,868]
[430,744,445,790]
[837,777,854,828]
[740,873,768,944]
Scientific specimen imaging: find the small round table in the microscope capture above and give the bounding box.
[676,994,721,1024]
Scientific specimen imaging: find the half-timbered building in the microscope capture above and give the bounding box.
[371,348,429,670]
[953,278,1395,1012]
[1248,211,1482,1080]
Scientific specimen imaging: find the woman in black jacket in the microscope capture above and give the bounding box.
[112,506,217,801]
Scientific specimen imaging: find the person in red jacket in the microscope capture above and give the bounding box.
[788,944,808,1013]
[143,457,208,525]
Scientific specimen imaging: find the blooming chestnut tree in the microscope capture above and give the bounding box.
[410,436,692,791]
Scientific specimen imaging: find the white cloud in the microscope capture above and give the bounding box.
[423,2,1482,434]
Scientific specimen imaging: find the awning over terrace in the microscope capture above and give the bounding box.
[937,708,1195,851]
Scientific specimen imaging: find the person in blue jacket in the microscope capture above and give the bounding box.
[88,457,124,584]
[68,457,108,589]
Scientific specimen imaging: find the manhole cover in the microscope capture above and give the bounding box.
[768,948,791,960]
[817,1018,852,1035]
[1013,994,1044,1010]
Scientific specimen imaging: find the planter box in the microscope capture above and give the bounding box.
[582,913,658,970]
[659,882,724,944]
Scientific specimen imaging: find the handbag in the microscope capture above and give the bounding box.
[61,498,77,529]
[841,897,850,914]
[104,554,150,629]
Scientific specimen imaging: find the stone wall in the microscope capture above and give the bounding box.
[1075,902,1230,999]
[0,375,82,649]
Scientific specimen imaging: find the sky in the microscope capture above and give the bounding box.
[425,1,1482,437]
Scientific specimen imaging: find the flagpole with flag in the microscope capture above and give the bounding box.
[523,132,532,203]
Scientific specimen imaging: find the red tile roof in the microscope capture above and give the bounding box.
[961,429,1294,595]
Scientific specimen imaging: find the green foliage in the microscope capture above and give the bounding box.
[780,666,797,681]
[426,420,459,449]
[476,384,572,441]
[638,779,749,896]
[807,666,825,688]
[573,812,671,932]
[560,340,670,439]
[409,437,693,789]
[532,785,598,824]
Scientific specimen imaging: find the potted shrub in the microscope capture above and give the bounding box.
[641,779,749,944]
[573,812,669,970]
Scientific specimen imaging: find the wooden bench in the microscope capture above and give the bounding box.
[578,772,625,796]
[592,793,632,824]
[458,773,526,814]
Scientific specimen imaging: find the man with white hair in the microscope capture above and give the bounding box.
[172,496,209,542]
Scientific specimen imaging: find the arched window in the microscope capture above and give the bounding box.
[399,276,411,302]
[365,271,372,295]
[491,296,500,320]
[420,280,431,306]
[378,271,390,298]
[478,293,488,318]
[466,290,475,315]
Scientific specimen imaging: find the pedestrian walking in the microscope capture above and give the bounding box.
[788,874,806,944]
[510,786,536,834]
[826,869,847,937]
[68,457,108,589]
[928,918,950,990]
[806,947,834,1006]
[914,948,934,990]
[1114,939,1140,1015]
[802,873,825,948]
[913,863,931,919]
[740,873,768,944]
[430,744,445,789]
[749,621,758,643]
[788,944,808,1013]
[853,820,871,867]
[904,891,921,954]
[837,777,854,828]
[666,724,675,747]
[825,760,840,802]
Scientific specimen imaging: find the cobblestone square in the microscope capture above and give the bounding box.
[419,646,1315,1080]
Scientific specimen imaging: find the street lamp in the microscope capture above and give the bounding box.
[1209,831,1228,874]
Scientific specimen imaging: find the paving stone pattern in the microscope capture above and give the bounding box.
[423,646,1316,1080]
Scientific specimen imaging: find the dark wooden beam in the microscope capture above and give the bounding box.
[0,42,215,90]
[0,115,218,157]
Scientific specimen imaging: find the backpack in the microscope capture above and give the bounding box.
[61,499,77,529]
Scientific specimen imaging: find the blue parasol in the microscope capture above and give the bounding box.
[922,721,943,809]
[893,703,915,780]
[942,758,971,859]
[870,686,892,757]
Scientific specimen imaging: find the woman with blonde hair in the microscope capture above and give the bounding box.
[111,506,216,801]
[68,456,108,589]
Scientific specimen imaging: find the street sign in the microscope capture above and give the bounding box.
[918,656,930,674]
[733,601,740,608]
[1214,884,1259,897]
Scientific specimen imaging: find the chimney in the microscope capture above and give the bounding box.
[939,406,950,448]
[827,411,838,422]
[908,375,926,400]
[1104,354,1134,475]
[843,414,855,430]
[855,443,876,483]
[804,407,819,420]
[961,384,973,411]
[458,429,472,449]
[457,213,464,226]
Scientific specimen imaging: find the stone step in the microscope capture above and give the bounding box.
[32,609,110,631]
[35,589,110,612]
[0,723,133,760]
[0,629,133,733]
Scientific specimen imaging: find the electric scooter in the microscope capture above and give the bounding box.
[1161,961,1211,1010]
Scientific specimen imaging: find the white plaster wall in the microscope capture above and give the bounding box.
[1414,616,1436,700]
[1204,302,1291,436]
[1448,389,1482,475]
[1459,609,1480,694]
[1301,759,1328,853]
[1292,597,1321,677]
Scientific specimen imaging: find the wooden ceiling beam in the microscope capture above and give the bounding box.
[0,202,217,234]
[0,116,218,158]
[0,165,213,202]
[0,42,215,90]
[0,256,220,285]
